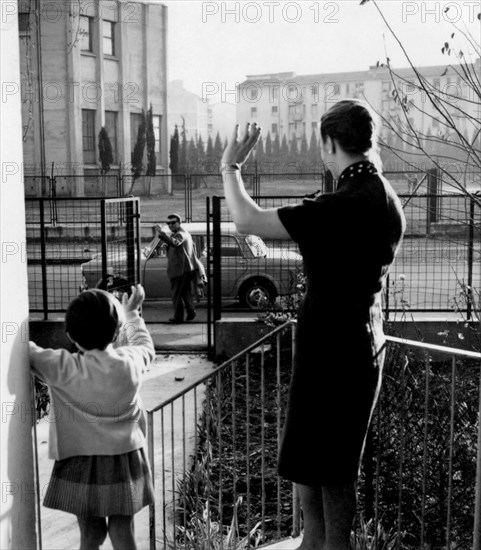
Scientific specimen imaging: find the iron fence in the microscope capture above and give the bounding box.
[138,321,481,549]
[209,193,480,322]
[26,197,141,318]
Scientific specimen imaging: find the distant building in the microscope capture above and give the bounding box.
[210,101,237,144]
[18,0,169,196]
[237,61,481,170]
[168,80,210,143]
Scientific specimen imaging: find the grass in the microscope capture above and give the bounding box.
[137,176,326,224]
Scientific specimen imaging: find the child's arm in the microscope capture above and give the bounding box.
[117,285,155,367]
[29,342,76,386]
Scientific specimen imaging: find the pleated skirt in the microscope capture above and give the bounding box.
[43,448,154,517]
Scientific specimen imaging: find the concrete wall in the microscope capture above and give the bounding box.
[1,2,38,547]
[214,317,480,361]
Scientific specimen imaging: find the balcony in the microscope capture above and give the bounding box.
[33,321,481,549]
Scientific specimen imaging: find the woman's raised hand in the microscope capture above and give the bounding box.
[221,123,261,169]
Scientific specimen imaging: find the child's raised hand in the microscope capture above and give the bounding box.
[122,284,145,312]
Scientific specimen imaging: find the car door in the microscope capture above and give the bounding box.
[142,240,171,299]
[219,234,248,297]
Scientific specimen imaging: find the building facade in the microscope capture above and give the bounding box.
[168,80,210,143]
[18,0,169,196]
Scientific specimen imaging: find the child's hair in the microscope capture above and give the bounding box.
[65,289,123,350]
[320,98,382,170]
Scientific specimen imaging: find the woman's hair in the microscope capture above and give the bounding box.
[65,289,123,350]
[320,99,382,167]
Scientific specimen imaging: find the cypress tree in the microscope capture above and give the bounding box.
[146,104,156,176]
[98,126,113,175]
[169,125,179,174]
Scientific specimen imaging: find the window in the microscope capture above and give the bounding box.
[18,9,30,32]
[250,107,257,118]
[271,123,278,134]
[248,87,258,100]
[311,122,318,132]
[82,109,96,164]
[103,20,115,56]
[271,106,278,115]
[104,111,118,164]
[311,104,318,117]
[153,115,162,156]
[80,15,94,52]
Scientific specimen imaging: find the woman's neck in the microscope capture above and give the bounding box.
[331,153,368,179]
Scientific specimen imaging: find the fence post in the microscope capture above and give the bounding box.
[39,199,49,320]
[385,274,390,322]
[212,196,222,324]
[466,196,475,320]
[206,197,213,358]
[147,411,156,550]
[125,199,136,284]
[473,364,481,550]
[100,200,108,289]
[426,168,438,235]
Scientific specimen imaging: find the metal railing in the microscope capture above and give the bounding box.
[143,321,481,549]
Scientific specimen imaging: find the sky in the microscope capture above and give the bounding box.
[160,0,481,102]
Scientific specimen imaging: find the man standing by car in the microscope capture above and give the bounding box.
[155,213,197,323]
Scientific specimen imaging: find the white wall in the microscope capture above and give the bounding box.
[1,1,38,548]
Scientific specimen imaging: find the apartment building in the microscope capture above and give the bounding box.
[18,0,168,196]
[237,61,480,169]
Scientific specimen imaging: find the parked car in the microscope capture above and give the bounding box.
[80,222,302,309]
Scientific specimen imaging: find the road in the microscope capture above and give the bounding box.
[27,239,480,316]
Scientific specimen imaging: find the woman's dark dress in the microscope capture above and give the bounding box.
[277,161,405,487]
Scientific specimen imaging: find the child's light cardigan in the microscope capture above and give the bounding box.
[29,311,155,460]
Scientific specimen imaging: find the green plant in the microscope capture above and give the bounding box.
[128,109,147,194]
[351,517,408,549]
[98,126,113,175]
[168,498,263,550]
[256,264,305,327]
[33,376,49,421]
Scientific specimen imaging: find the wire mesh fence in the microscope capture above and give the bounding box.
[211,193,480,318]
[26,197,141,318]
[24,168,479,317]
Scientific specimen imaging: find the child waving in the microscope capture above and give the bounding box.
[30,284,155,550]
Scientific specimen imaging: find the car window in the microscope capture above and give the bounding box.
[221,235,243,257]
[143,237,159,258]
[192,235,207,257]
[153,242,167,257]
[245,235,268,258]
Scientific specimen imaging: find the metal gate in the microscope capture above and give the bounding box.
[26,197,141,318]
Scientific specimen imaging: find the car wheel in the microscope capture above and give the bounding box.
[96,276,132,300]
[239,279,277,310]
